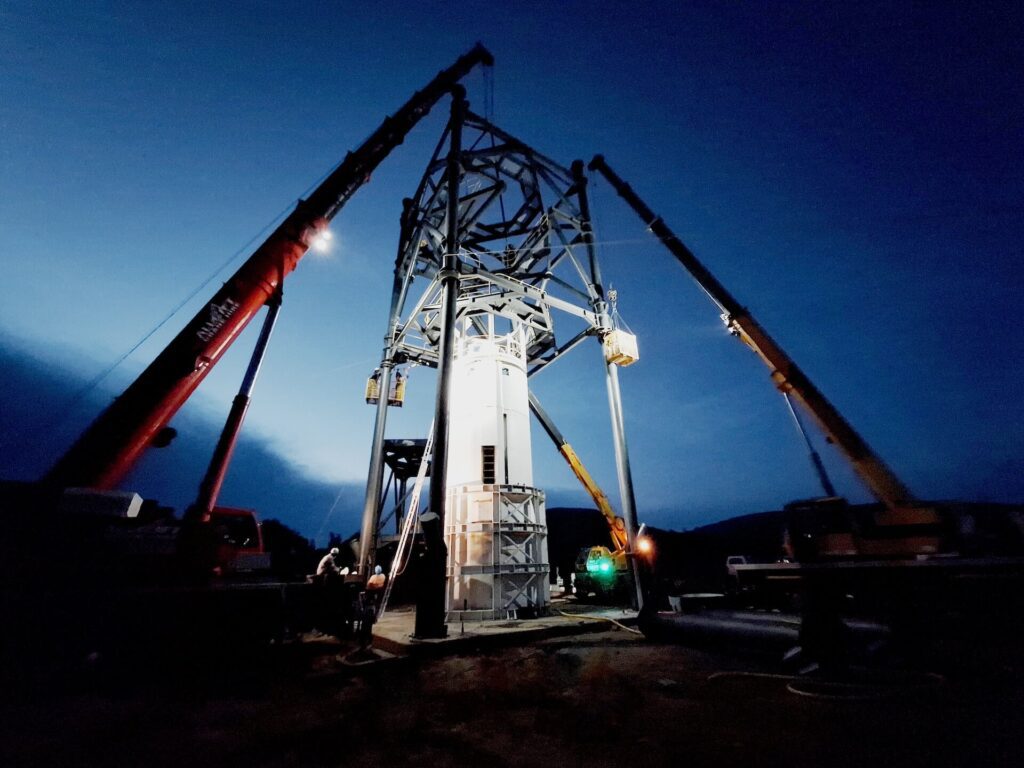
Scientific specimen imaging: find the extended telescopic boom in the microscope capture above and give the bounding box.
[528,391,628,552]
[45,44,493,490]
[589,155,916,512]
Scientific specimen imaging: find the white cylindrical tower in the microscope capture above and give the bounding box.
[446,319,532,489]
[445,317,549,620]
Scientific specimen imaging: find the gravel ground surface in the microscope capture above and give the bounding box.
[3,629,1023,768]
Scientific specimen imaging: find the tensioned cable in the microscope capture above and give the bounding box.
[314,481,352,545]
[482,59,495,124]
[1,205,292,453]
[5,160,349,452]
[483,76,511,251]
[91,155,343,386]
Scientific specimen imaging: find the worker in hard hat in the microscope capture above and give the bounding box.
[312,547,347,638]
[351,565,387,652]
[366,564,386,591]
[317,547,343,580]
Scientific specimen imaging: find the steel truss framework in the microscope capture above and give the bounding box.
[358,106,644,618]
[388,112,608,372]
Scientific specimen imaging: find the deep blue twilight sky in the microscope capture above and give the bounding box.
[1,2,1022,542]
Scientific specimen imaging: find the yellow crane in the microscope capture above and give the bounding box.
[528,391,648,599]
[589,155,941,559]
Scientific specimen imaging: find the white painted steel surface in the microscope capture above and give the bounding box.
[445,484,549,621]
[445,319,549,620]
[446,320,533,488]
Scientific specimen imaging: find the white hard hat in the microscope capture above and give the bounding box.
[374,565,383,575]
[330,547,340,556]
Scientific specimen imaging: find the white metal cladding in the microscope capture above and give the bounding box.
[445,483,550,621]
[446,321,533,489]
[370,113,630,620]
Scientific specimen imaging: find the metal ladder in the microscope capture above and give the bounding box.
[378,423,434,618]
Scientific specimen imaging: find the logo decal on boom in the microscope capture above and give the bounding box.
[197,298,241,342]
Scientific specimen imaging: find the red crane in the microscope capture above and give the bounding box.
[44,44,493,493]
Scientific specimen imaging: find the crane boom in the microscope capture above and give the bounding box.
[588,154,916,512]
[44,45,493,491]
[528,391,629,552]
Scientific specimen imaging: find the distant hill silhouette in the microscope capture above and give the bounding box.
[0,336,363,542]
[646,500,1024,592]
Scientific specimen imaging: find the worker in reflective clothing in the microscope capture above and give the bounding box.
[356,566,387,650]
[367,564,386,591]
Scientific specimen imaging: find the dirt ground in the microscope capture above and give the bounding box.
[3,628,1023,768]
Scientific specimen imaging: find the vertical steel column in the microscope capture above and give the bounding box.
[414,86,466,638]
[604,362,644,609]
[571,160,644,611]
[357,361,393,573]
[357,199,418,574]
[194,290,283,517]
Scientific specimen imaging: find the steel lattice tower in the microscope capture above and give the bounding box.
[359,97,642,635]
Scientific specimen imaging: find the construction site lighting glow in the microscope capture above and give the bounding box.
[637,536,653,555]
[311,229,333,253]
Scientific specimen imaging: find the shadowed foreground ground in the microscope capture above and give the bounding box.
[3,629,1023,768]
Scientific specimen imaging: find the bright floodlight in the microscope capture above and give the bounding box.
[311,228,333,253]
[636,523,653,556]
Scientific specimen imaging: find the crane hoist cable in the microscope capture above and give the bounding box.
[7,151,360,459]
[314,481,354,546]
[57,155,347,421]
[606,284,634,334]
[0,199,302,456]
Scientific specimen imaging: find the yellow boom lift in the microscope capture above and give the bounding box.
[528,391,640,598]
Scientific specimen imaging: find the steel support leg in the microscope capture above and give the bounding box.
[357,361,393,574]
[195,290,283,516]
[571,159,644,611]
[604,360,644,611]
[414,86,466,639]
[397,477,408,535]
[358,198,420,574]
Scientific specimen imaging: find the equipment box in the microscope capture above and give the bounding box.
[603,330,639,367]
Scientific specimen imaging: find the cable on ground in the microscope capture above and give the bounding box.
[556,609,642,635]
